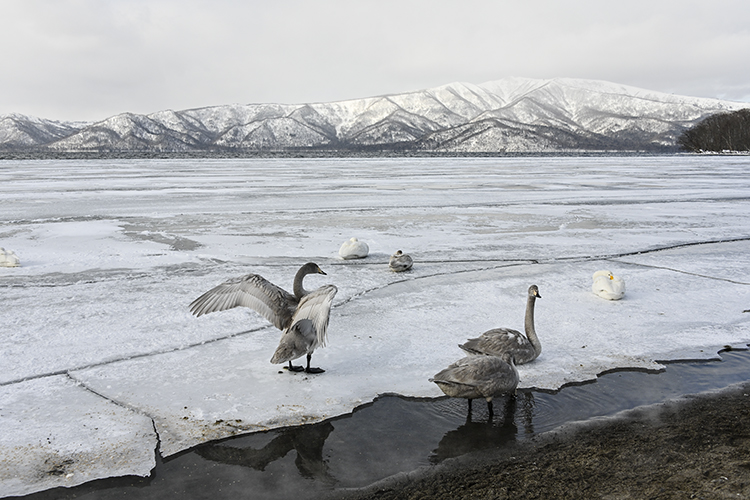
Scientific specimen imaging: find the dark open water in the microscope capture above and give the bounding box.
[15,347,750,500]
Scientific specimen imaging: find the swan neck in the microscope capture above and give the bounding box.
[524,294,541,354]
[293,268,310,299]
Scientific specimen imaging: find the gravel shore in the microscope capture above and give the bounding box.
[334,381,750,500]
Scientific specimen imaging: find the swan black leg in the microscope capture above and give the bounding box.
[305,354,325,374]
[487,400,495,418]
[287,360,305,372]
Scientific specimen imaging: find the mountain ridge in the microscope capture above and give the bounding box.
[2,77,748,153]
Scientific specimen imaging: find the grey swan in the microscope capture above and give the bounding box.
[430,354,519,417]
[189,262,337,373]
[459,285,541,364]
[388,250,413,272]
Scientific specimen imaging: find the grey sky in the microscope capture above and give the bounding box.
[2,0,749,122]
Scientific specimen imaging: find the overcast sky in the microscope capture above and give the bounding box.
[2,0,749,122]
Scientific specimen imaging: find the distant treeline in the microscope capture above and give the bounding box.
[678,108,750,152]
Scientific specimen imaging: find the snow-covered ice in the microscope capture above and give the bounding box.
[1,156,749,496]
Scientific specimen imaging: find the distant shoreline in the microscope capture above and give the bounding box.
[0,150,700,161]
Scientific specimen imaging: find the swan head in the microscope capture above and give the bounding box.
[592,270,623,285]
[592,270,613,280]
[301,262,327,276]
[528,284,541,299]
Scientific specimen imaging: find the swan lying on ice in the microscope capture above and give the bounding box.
[388,250,413,272]
[0,248,20,267]
[338,237,369,259]
[190,262,337,374]
[459,285,542,364]
[592,270,625,300]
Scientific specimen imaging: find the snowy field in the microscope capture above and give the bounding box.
[1,155,750,496]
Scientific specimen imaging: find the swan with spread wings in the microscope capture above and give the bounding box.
[189,262,337,374]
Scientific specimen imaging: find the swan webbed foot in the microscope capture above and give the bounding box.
[286,361,305,372]
[303,354,324,374]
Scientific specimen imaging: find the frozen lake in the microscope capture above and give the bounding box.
[1,155,750,496]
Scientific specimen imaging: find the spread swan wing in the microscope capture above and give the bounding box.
[189,273,297,330]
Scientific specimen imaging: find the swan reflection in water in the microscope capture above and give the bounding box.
[196,393,537,480]
[196,421,336,484]
[430,393,526,464]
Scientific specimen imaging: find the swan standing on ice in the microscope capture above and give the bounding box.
[338,238,369,259]
[388,250,413,272]
[459,285,542,364]
[592,270,625,300]
[430,354,519,417]
[0,248,20,267]
[189,262,337,374]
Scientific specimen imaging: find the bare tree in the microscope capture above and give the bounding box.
[678,109,750,152]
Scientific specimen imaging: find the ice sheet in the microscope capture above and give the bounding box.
[0,376,156,497]
[1,156,750,496]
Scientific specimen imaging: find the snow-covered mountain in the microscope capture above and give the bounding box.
[0,113,90,150]
[2,77,748,153]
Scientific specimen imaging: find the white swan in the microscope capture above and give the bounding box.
[459,285,542,364]
[338,237,369,259]
[430,354,519,417]
[592,270,625,300]
[0,248,20,267]
[190,262,337,373]
[388,250,413,272]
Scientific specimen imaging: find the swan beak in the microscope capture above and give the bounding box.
[317,266,327,275]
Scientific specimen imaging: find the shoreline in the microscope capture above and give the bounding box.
[0,150,691,161]
[333,381,750,500]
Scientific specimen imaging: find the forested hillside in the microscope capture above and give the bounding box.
[678,109,750,152]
